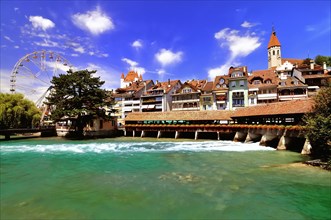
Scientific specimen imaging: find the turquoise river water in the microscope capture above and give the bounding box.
[1,137,330,220]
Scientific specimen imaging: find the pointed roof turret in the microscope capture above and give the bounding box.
[268,29,281,49]
[121,73,125,79]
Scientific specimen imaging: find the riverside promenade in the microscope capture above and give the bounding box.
[124,99,313,153]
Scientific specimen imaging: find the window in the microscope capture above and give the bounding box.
[265,80,271,84]
[220,78,225,84]
[216,84,220,88]
[277,50,279,55]
[273,50,275,55]
[182,88,192,93]
[240,80,245,87]
[253,80,261,85]
[231,81,236,87]
[100,120,103,129]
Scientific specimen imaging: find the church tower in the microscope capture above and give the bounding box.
[268,28,282,69]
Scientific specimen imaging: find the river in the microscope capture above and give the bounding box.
[1,137,330,219]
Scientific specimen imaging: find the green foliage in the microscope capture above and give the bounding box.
[46,69,110,134]
[314,55,331,66]
[304,83,331,160]
[0,93,41,129]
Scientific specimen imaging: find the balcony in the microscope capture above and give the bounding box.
[172,99,200,103]
[278,94,307,101]
[257,93,277,100]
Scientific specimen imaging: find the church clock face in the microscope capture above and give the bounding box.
[220,78,225,84]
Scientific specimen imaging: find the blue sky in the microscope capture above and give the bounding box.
[1,0,330,102]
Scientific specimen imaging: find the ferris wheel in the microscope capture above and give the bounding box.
[10,50,74,107]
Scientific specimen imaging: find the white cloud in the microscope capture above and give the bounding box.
[4,36,14,42]
[71,6,114,35]
[71,54,79,57]
[155,49,183,66]
[29,16,55,31]
[158,69,166,76]
[121,58,146,75]
[208,27,261,80]
[34,39,59,47]
[132,40,142,49]
[84,63,121,89]
[14,45,19,49]
[122,58,138,67]
[214,27,261,58]
[208,62,232,79]
[241,21,258,28]
[73,46,85,53]
[305,25,315,32]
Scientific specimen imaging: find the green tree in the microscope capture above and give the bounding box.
[304,83,331,160]
[46,69,110,136]
[314,55,331,66]
[0,93,41,129]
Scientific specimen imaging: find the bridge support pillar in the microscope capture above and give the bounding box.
[245,132,262,143]
[175,131,179,139]
[277,136,289,150]
[195,131,198,140]
[124,130,127,136]
[5,134,10,140]
[133,130,136,137]
[157,130,162,139]
[217,132,220,140]
[233,131,247,142]
[141,130,145,138]
[301,139,312,155]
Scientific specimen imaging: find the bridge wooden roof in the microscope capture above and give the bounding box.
[232,99,313,118]
[125,110,234,121]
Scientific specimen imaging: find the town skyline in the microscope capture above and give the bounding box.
[1,0,330,99]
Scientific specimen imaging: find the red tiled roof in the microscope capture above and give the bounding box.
[124,70,140,82]
[232,99,313,118]
[125,110,234,121]
[212,75,229,90]
[281,58,304,65]
[189,79,207,89]
[175,82,200,94]
[248,69,279,89]
[278,77,307,88]
[148,80,181,94]
[268,31,281,48]
[202,81,214,92]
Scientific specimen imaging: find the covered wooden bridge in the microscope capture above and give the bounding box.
[124,99,314,153]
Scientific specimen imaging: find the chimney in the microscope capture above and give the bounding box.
[323,62,327,70]
[310,59,314,70]
[168,79,171,87]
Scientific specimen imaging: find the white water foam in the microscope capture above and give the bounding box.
[0,141,275,154]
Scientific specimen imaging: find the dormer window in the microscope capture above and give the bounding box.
[231,72,243,78]
[216,84,220,88]
[253,80,261,85]
[182,88,192,93]
[265,80,271,84]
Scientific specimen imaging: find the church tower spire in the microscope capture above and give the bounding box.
[268,27,282,69]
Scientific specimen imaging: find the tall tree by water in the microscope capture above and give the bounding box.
[304,83,331,160]
[0,93,41,129]
[46,69,110,135]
